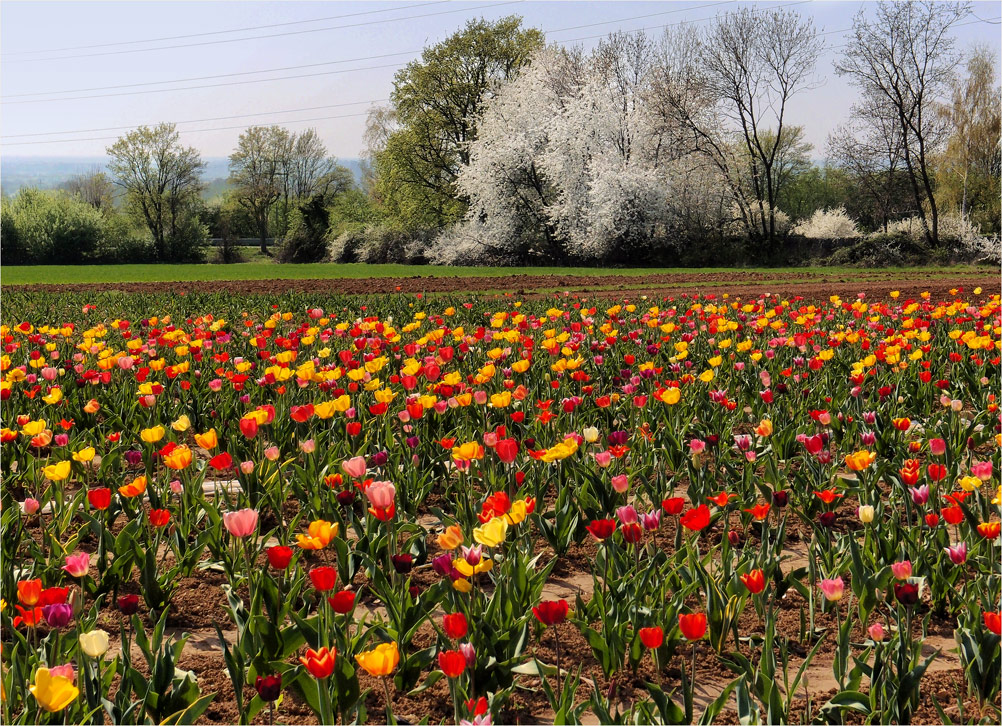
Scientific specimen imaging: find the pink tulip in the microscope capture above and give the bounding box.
[240,461,255,475]
[911,485,929,505]
[342,456,367,479]
[611,475,629,493]
[616,505,638,525]
[170,480,183,494]
[819,577,844,601]
[593,451,612,468]
[264,446,280,461]
[971,461,993,481]
[690,439,706,454]
[49,664,76,679]
[928,438,946,456]
[641,510,661,531]
[365,481,396,509]
[63,553,90,577]
[21,498,40,515]
[890,560,912,580]
[300,439,316,454]
[42,367,59,381]
[868,623,885,642]
[224,508,259,538]
[944,543,967,565]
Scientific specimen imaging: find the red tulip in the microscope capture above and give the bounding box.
[586,519,616,540]
[267,545,294,570]
[299,647,336,679]
[438,650,466,678]
[328,590,356,614]
[310,566,337,592]
[662,497,686,515]
[239,417,259,439]
[984,611,1002,635]
[638,626,664,649]
[927,463,947,482]
[740,569,766,594]
[148,508,171,528]
[442,612,469,640]
[678,613,707,641]
[680,504,710,531]
[495,438,519,464]
[87,488,111,511]
[533,599,569,626]
[208,452,233,471]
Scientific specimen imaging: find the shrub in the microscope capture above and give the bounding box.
[791,207,861,239]
[825,231,929,267]
[2,188,105,264]
[327,224,429,264]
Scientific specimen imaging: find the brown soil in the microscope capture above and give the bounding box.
[6,270,1000,302]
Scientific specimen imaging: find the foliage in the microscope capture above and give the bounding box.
[792,207,862,240]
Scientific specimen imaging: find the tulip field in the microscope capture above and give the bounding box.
[1,282,1000,725]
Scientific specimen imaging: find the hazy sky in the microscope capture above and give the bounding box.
[2,0,999,160]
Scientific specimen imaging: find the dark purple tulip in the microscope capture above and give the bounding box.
[370,451,388,467]
[124,450,143,466]
[255,674,282,702]
[893,583,919,606]
[773,491,789,507]
[391,554,413,574]
[818,512,837,528]
[43,603,73,627]
[406,436,420,449]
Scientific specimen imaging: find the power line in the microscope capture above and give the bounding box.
[0,1,792,106]
[7,4,995,146]
[4,0,735,100]
[2,99,390,139]
[1,111,375,147]
[3,0,524,63]
[1,1,449,56]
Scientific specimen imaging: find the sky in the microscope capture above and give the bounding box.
[2,0,1000,161]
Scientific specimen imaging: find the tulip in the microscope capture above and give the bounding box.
[638,626,664,649]
[616,505,638,525]
[532,600,569,626]
[118,594,140,615]
[984,611,1002,636]
[328,590,356,614]
[944,542,967,564]
[309,566,338,592]
[342,456,367,479]
[438,650,466,678]
[63,552,90,578]
[297,519,337,549]
[255,674,282,702]
[857,505,874,523]
[79,629,110,658]
[264,445,281,461]
[819,577,844,602]
[893,582,919,606]
[611,474,629,493]
[911,485,930,505]
[300,647,337,679]
[355,641,400,677]
[740,569,766,594]
[30,667,80,712]
[680,504,710,531]
[868,623,885,642]
[267,545,294,570]
[928,438,946,456]
[43,603,73,628]
[678,613,707,641]
[21,497,40,515]
[223,508,258,538]
[443,612,469,639]
[890,561,912,580]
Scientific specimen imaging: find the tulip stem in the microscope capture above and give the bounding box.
[382,676,396,725]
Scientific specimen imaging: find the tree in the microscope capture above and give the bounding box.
[936,45,1001,233]
[229,125,290,255]
[370,16,544,229]
[61,171,114,213]
[698,7,822,243]
[106,123,206,261]
[827,93,912,232]
[836,0,970,246]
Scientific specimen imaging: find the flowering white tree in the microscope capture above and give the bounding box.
[437,33,730,264]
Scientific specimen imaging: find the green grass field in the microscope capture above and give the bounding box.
[0,261,995,286]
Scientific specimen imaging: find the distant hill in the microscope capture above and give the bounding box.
[1,156,365,197]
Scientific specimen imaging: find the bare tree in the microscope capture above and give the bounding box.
[229,125,290,255]
[106,123,205,261]
[699,7,822,242]
[62,170,114,212]
[836,0,970,246]
[828,91,909,232]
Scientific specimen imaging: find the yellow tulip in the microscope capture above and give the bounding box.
[452,578,473,593]
[844,450,876,472]
[453,558,494,577]
[43,461,71,482]
[473,517,508,548]
[21,419,47,436]
[79,630,110,658]
[171,414,191,432]
[505,499,528,525]
[140,426,165,444]
[437,525,464,550]
[72,447,96,463]
[30,668,79,712]
[193,429,218,450]
[297,519,337,550]
[355,642,400,677]
[119,475,147,498]
[659,388,681,405]
[958,476,981,493]
[163,445,193,470]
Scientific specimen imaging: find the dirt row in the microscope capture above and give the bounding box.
[6,270,1000,301]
